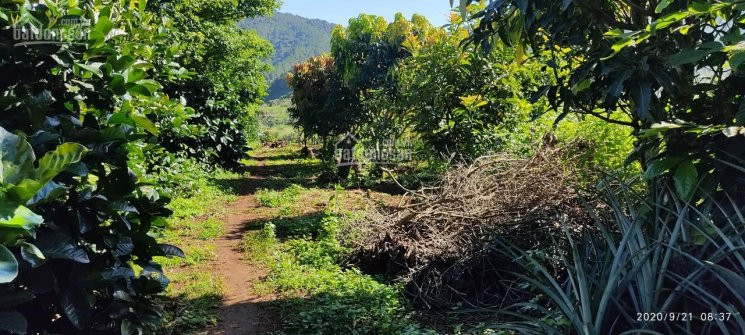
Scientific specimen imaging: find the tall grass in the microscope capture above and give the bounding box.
[487,179,745,335]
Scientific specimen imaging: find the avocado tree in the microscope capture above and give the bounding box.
[331,14,438,142]
[463,0,745,201]
[286,54,359,177]
[148,0,279,168]
[396,15,549,160]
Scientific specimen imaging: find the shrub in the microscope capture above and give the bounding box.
[0,2,182,333]
[148,0,278,168]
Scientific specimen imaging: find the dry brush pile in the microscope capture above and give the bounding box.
[351,141,606,310]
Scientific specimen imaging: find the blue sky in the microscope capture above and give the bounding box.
[279,0,454,26]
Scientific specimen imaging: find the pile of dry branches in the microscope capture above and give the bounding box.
[351,142,603,309]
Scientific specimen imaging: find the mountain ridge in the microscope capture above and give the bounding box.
[240,12,336,100]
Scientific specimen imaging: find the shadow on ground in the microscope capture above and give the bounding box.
[153,293,223,334]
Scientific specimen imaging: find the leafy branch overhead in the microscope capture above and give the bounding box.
[465,0,745,200]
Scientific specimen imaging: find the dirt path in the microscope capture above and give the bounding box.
[210,157,275,335]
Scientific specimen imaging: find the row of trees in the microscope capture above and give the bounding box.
[287,11,549,172]
[289,1,744,200]
[0,0,276,333]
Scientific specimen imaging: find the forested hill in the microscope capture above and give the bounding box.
[240,12,335,100]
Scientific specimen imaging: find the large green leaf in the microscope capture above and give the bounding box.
[667,42,723,65]
[20,242,45,268]
[7,179,43,203]
[27,181,68,206]
[655,0,672,13]
[0,205,43,231]
[730,51,745,71]
[131,114,159,136]
[0,309,27,334]
[159,244,185,258]
[34,143,88,185]
[121,319,143,335]
[631,80,652,121]
[644,157,684,180]
[0,126,35,186]
[35,232,89,263]
[0,245,18,284]
[61,289,93,329]
[674,160,698,199]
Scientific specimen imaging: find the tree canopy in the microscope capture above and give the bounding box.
[465,0,745,200]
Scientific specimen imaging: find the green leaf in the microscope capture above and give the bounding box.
[688,1,714,14]
[0,206,43,231]
[0,126,35,186]
[35,143,88,185]
[571,78,593,93]
[730,52,745,71]
[643,157,684,180]
[127,84,153,97]
[707,261,745,303]
[655,0,672,13]
[27,181,68,206]
[61,289,93,329]
[651,11,689,31]
[459,0,468,18]
[7,179,43,203]
[93,16,114,37]
[134,79,161,94]
[75,63,103,78]
[159,244,185,258]
[667,49,714,65]
[0,245,18,284]
[121,319,143,335]
[667,42,723,66]
[674,160,698,199]
[131,114,159,136]
[109,75,126,95]
[35,232,89,263]
[0,309,27,334]
[20,242,45,268]
[126,68,147,83]
[631,80,652,121]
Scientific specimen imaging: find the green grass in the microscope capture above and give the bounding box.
[257,98,298,143]
[256,184,306,208]
[242,184,433,335]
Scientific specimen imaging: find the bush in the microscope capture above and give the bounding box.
[0,2,182,333]
[148,0,278,168]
